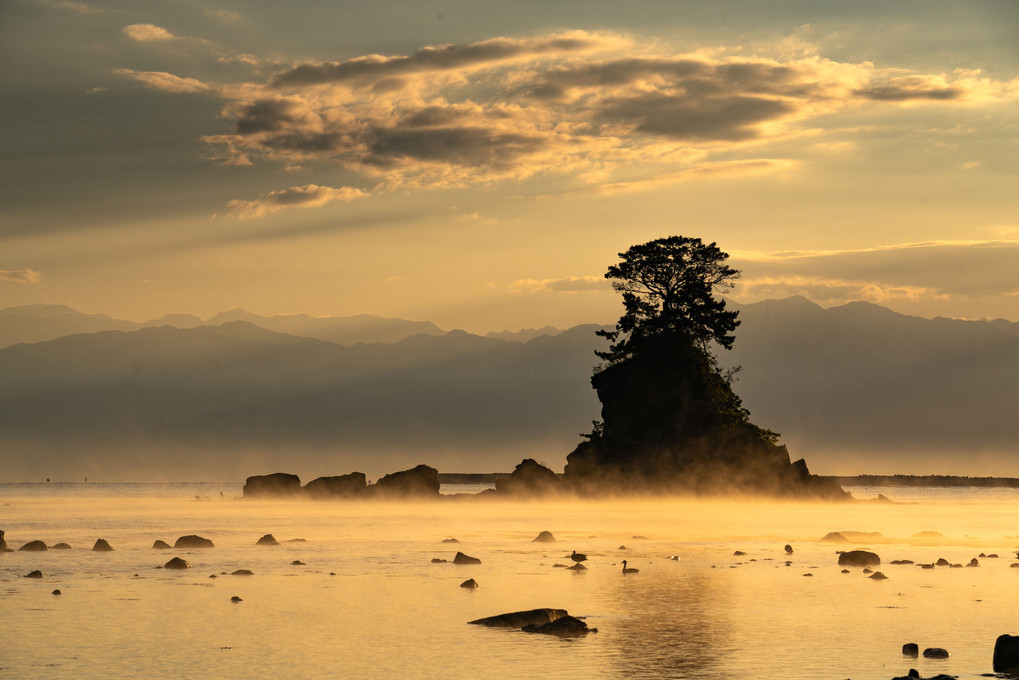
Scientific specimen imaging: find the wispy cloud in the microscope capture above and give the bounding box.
[732,240,1019,307]
[225,184,367,219]
[510,275,608,293]
[0,269,43,285]
[123,23,175,42]
[27,0,104,15]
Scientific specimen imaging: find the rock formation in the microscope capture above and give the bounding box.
[256,534,279,546]
[164,557,191,569]
[371,464,440,497]
[304,472,368,498]
[495,459,561,496]
[92,538,114,551]
[453,551,481,565]
[838,550,881,567]
[532,531,556,543]
[174,535,214,549]
[19,540,47,551]
[243,472,302,497]
[468,608,568,628]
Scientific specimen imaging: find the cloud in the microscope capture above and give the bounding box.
[225,184,367,219]
[123,24,175,42]
[593,159,794,195]
[510,275,609,294]
[731,240,1019,307]
[27,0,104,15]
[115,69,212,94]
[0,269,42,285]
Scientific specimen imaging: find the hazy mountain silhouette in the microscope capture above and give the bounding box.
[0,304,443,349]
[2,298,1018,480]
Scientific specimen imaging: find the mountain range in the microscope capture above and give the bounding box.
[1,299,1017,481]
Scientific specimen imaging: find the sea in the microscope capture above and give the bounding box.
[3,482,1019,680]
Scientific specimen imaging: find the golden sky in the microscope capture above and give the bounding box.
[2,0,1017,332]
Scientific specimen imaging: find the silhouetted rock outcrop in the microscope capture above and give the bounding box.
[564,335,846,498]
[164,557,191,569]
[153,540,171,549]
[304,472,368,498]
[453,551,481,565]
[19,540,47,551]
[256,534,279,546]
[994,634,1019,673]
[51,542,71,550]
[495,459,561,496]
[371,464,440,497]
[92,538,113,551]
[243,473,302,497]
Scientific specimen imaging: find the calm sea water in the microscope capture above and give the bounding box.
[3,483,1019,679]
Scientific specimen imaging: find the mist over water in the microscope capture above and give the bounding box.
[3,484,1019,679]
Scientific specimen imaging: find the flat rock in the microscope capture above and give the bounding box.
[522,615,597,637]
[469,608,569,628]
[174,535,214,549]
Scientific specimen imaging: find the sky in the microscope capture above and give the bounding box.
[2,0,1018,334]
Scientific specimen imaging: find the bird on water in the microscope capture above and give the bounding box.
[571,550,587,563]
[622,560,639,574]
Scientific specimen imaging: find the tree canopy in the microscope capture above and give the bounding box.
[596,235,740,365]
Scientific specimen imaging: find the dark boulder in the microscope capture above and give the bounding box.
[469,608,569,628]
[869,571,889,580]
[784,544,793,554]
[902,642,919,657]
[153,540,172,549]
[304,472,368,499]
[174,535,214,549]
[52,589,61,595]
[19,540,47,551]
[243,472,302,498]
[231,569,254,576]
[460,578,479,589]
[92,538,114,552]
[165,557,191,569]
[994,634,1019,673]
[0,529,10,552]
[51,543,72,550]
[922,647,950,659]
[453,551,481,565]
[25,570,43,578]
[495,459,561,496]
[256,534,279,546]
[522,615,598,637]
[532,531,556,543]
[231,596,243,602]
[935,557,950,567]
[838,550,880,567]
[371,465,440,497]
[431,558,448,563]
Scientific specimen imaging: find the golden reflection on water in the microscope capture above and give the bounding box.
[4,488,1019,679]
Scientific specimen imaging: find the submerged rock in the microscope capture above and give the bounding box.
[51,542,72,550]
[231,569,254,576]
[522,615,597,637]
[935,557,950,567]
[784,544,794,554]
[52,589,62,595]
[869,571,889,580]
[532,531,556,543]
[922,647,950,659]
[460,578,479,589]
[256,534,279,546]
[92,538,114,552]
[838,550,881,567]
[441,538,460,544]
[25,570,43,578]
[453,552,481,565]
[153,540,172,550]
[469,608,569,628]
[902,642,919,657]
[231,596,243,603]
[165,557,191,569]
[567,563,587,571]
[175,535,214,549]
[19,540,47,552]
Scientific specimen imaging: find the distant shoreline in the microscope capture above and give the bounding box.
[441,473,1019,488]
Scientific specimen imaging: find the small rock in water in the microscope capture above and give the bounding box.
[838,550,881,567]
[531,532,555,543]
[92,538,114,552]
[993,633,1019,673]
[442,537,460,543]
[869,571,889,580]
[291,560,305,566]
[890,559,914,565]
[453,551,481,565]
[256,534,279,546]
[231,569,254,576]
[902,642,919,657]
[521,615,597,637]
[51,542,72,550]
[922,647,950,659]
[25,570,43,578]
[935,557,951,567]
[841,569,851,574]
[231,596,242,603]
[567,563,587,571]
[967,558,979,567]
[469,608,569,628]
[784,544,794,554]
[891,670,920,680]
[669,555,680,561]
[431,558,448,563]
[863,567,873,574]
[460,578,479,589]
[19,540,48,552]
[165,557,191,570]
[733,550,747,556]
[153,540,171,550]
[618,545,626,550]
[175,535,214,549]
[52,589,62,595]
[209,574,217,578]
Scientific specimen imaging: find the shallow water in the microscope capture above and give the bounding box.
[3,483,1019,679]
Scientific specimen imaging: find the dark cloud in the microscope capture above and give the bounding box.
[0,269,42,285]
[367,127,545,167]
[269,34,604,88]
[596,92,794,140]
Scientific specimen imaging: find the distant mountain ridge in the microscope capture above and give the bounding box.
[1,298,1018,480]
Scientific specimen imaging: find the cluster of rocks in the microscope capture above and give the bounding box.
[243,465,440,499]
[468,608,597,637]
